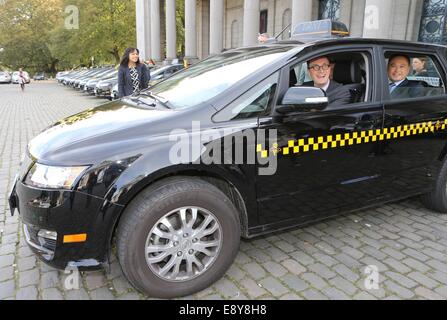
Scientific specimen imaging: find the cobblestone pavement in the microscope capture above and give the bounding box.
[1,81,447,300]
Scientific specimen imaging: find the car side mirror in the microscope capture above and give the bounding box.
[276,87,328,114]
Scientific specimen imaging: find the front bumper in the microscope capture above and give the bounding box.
[95,88,112,97]
[9,178,124,270]
[85,86,96,94]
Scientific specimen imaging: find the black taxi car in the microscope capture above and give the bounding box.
[8,20,447,298]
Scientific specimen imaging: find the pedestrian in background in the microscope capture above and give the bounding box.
[18,68,26,91]
[118,47,151,98]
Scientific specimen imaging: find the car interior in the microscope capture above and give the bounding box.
[385,52,445,98]
[289,52,369,106]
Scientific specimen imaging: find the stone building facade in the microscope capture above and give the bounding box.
[136,0,445,62]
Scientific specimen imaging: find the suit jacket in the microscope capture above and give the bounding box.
[302,80,352,106]
[390,78,426,99]
[118,64,151,98]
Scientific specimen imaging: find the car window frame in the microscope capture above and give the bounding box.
[381,46,447,103]
[212,70,281,122]
[272,46,376,115]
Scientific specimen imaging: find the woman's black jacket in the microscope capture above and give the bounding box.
[118,64,151,98]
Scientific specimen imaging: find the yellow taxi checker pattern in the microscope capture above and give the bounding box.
[257,119,447,158]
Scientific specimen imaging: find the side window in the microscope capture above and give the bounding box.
[290,62,312,86]
[289,52,370,106]
[213,72,279,122]
[385,52,445,100]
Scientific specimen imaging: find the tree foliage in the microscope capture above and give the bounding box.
[0,0,136,73]
[0,0,188,73]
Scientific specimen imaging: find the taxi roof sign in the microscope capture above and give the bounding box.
[291,19,350,42]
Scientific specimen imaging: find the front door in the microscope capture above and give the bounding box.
[256,48,386,226]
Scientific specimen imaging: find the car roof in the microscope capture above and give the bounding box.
[239,37,446,53]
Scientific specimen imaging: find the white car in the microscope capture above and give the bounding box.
[0,71,12,84]
[12,71,30,84]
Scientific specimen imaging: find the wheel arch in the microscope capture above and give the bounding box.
[106,169,253,261]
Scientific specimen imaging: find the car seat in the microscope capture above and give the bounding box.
[332,60,365,103]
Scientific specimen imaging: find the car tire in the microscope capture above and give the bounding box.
[421,159,447,213]
[116,176,241,298]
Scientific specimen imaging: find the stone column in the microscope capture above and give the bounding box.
[150,0,161,61]
[405,0,424,41]
[291,0,312,30]
[362,0,393,39]
[165,0,177,61]
[210,0,224,54]
[243,0,260,46]
[136,0,151,61]
[185,0,197,60]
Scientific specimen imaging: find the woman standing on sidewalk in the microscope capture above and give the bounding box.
[118,48,151,98]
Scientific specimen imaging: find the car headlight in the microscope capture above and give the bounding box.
[25,163,89,189]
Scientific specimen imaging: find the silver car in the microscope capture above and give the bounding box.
[0,71,12,84]
[12,71,30,84]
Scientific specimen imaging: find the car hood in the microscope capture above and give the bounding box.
[28,100,176,164]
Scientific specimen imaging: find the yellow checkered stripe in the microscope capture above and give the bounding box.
[257,119,447,158]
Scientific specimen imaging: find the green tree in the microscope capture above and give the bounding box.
[176,0,185,57]
[0,0,62,73]
[51,0,136,67]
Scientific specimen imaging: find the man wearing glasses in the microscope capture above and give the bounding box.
[302,56,352,106]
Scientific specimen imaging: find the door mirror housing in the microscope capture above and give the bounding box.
[277,86,328,114]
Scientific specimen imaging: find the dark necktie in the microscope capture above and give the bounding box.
[389,82,397,93]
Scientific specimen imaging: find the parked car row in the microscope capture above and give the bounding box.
[0,70,50,84]
[57,63,184,100]
[0,71,32,84]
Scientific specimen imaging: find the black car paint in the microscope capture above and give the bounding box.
[9,39,447,270]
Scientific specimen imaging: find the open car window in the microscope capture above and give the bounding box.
[385,52,446,100]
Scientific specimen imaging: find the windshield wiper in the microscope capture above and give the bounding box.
[139,91,172,109]
[123,95,156,108]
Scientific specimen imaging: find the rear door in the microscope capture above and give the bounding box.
[379,46,447,197]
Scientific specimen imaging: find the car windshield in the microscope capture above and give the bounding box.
[151,65,180,77]
[147,46,295,110]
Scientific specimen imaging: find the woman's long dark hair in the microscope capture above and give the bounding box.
[120,47,141,68]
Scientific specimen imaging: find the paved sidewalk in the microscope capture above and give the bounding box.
[1,82,447,300]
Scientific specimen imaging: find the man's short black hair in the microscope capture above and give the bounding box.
[308,55,334,65]
[388,54,410,66]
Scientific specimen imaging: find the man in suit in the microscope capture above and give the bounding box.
[301,56,352,106]
[388,54,425,99]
